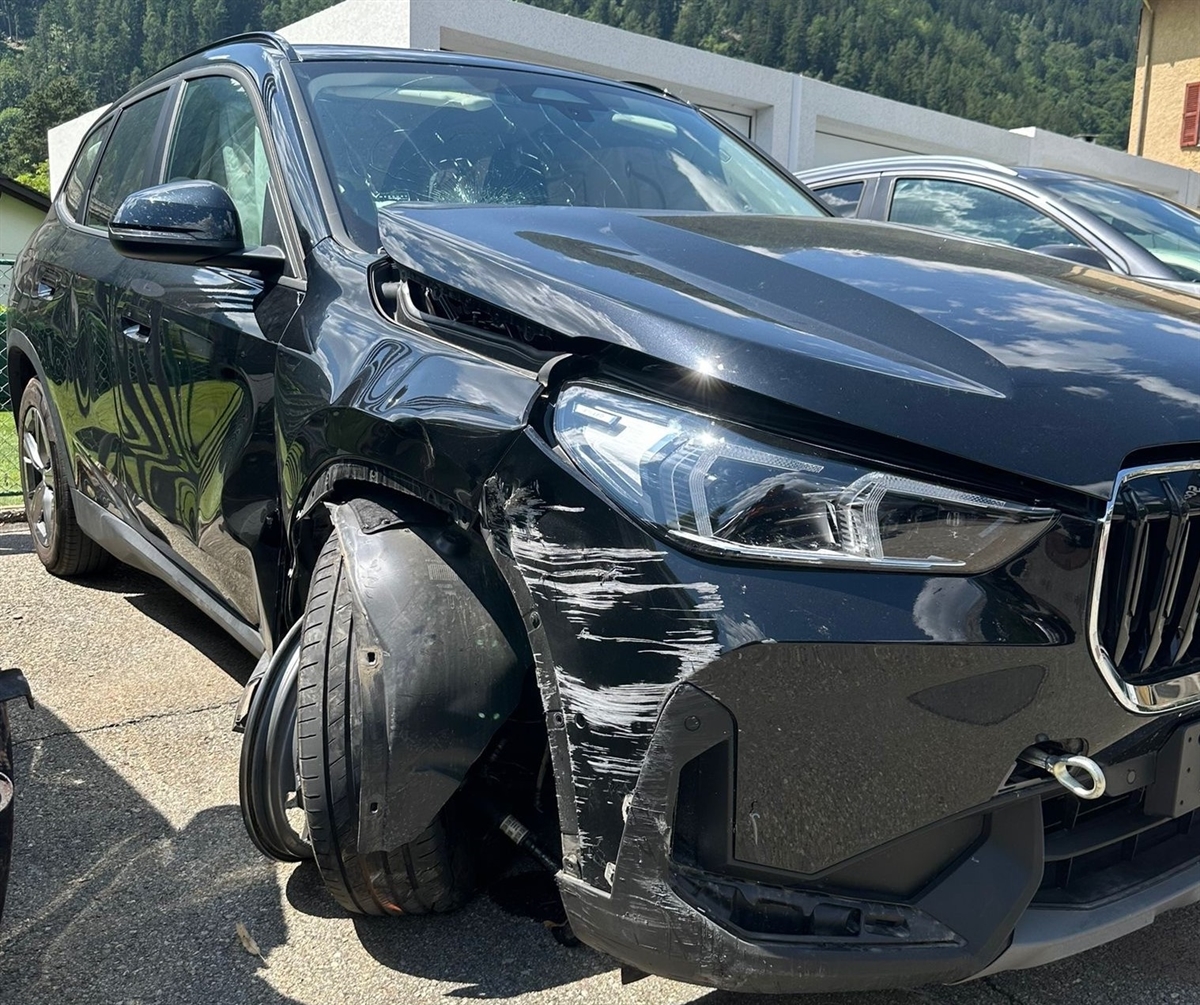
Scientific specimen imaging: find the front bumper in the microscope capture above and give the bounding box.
[485,433,1199,992]
[558,683,1034,992]
[558,682,1200,993]
[975,859,1200,978]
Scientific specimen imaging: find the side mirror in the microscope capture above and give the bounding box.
[1030,244,1114,271]
[108,180,284,273]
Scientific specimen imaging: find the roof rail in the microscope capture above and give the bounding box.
[155,31,298,75]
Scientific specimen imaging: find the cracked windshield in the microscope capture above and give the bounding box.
[294,61,823,248]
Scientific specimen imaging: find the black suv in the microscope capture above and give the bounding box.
[10,34,1200,994]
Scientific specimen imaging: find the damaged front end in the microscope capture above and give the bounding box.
[472,374,1200,992]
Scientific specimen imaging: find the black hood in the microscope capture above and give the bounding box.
[378,206,1200,498]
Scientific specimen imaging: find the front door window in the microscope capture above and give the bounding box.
[889,178,1084,252]
[85,91,168,229]
[164,75,274,247]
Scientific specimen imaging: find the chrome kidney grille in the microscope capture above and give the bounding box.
[1090,463,1200,713]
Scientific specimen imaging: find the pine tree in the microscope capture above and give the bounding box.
[0,0,1148,176]
[524,0,1141,148]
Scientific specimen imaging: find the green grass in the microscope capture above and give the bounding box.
[0,412,20,501]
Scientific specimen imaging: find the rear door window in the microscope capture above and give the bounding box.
[63,118,112,220]
[85,91,169,230]
[814,181,865,218]
[889,178,1084,251]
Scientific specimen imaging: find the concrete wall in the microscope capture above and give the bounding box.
[0,193,47,260]
[46,0,1200,208]
[1129,0,1200,174]
[47,106,108,199]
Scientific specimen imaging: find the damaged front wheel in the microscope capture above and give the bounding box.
[296,533,475,915]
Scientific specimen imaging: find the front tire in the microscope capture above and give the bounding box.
[16,379,110,576]
[297,533,475,915]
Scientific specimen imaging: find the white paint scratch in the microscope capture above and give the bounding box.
[499,482,735,872]
[576,627,722,674]
[558,668,679,731]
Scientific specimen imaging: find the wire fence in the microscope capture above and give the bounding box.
[1,259,20,502]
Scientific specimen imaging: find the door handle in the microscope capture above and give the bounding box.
[32,266,66,300]
[121,317,151,343]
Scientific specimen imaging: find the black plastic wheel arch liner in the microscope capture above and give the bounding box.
[327,498,530,854]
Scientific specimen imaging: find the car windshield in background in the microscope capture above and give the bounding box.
[292,61,823,248]
[1041,177,1200,283]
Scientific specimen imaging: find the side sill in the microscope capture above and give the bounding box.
[72,491,264,657]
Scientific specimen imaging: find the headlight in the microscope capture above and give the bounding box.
[553,384,1056,572]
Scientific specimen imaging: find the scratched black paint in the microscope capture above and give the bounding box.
[9,36,1200,994]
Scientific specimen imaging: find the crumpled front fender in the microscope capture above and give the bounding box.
[328,498,530,853]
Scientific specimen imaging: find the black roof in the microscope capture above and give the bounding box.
[143,31,679,106]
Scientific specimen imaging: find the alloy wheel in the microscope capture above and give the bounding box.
[20,406,55,549]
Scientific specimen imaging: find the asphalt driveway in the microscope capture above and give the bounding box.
[2,518,1200,1004]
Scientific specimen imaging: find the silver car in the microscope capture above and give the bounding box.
[799,156,1200,295]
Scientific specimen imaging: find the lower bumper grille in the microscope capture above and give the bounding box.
[1036,787,1200,907]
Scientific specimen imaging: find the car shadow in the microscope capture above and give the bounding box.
[283,855,617,998]
[0,703,304,1004]
[122,583,256,685]
[6,526,610,998]
[0,525,33,556]
[0,524,259,686]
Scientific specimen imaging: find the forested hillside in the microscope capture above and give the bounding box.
[0,0,330,189]
[524,0,1143,149]
[0,0,1143,192]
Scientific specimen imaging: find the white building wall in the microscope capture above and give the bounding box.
[282,0,412,48]
[47,106,108,198]
[46,0,1200,208]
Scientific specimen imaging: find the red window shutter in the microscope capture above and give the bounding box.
[1182,81,1200,148]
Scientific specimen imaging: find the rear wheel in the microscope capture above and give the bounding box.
[17,379,110,576]
[297,533,475,915]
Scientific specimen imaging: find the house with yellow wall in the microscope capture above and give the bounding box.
[1130,0,1200,171]
[0,176,48,262]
